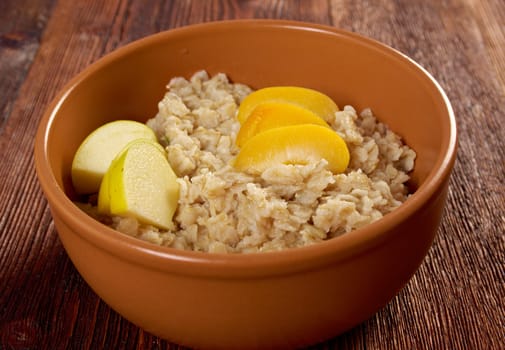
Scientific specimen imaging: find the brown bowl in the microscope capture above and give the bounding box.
[34,20,457,349]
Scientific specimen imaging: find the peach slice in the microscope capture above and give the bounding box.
[236,86,338,124]
[234,124,350,174]
[235,101,329,147]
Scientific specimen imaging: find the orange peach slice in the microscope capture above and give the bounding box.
[235,101,329,147]
[236,86,338,124]
[234,124,349,174]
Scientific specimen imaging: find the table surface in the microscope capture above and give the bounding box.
[1,1,504,349]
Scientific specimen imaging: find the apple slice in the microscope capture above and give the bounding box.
[71,120,157,194]
[103,139,179,230]
[97,139,167,216]
[97,168,111,215]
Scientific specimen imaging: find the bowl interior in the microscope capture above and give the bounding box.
[42,20,454,234]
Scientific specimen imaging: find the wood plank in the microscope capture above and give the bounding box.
[467,0,505,95]
[0,0,56,131]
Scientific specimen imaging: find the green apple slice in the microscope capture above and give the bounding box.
[106,139,179,230]
[97,139,167,216]
[97,169,111,215]
[71,120,157,194]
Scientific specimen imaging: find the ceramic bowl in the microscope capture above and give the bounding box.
[34,20,457,349]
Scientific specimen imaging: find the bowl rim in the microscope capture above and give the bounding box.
[34,19,457,278]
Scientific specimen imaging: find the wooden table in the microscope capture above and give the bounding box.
[1,1,503,349]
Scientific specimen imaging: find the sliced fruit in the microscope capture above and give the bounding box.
[236,86,339,124]
[97,169,111,215]
[102,139,179,230]
[235,101,329,147]
[97,139,167,216]
[234,124,350,174]
[71,120,157,194]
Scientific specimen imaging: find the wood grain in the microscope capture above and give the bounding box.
[1,0,503,349]
[0,0,56,132]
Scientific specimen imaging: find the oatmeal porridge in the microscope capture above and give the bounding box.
[86,70,416,253]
